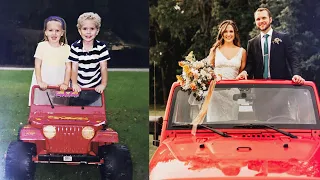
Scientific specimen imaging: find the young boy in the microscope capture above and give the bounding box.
[68,12,110,93]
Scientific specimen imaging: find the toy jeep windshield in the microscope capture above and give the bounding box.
[5,86,132,180]
[150,80,320,180]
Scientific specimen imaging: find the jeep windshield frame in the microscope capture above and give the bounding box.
[31,86,103,107]
[168,82,320,130]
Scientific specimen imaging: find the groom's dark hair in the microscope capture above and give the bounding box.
[255,7,272,18]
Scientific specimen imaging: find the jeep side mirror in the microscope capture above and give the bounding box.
[149,117,163,147]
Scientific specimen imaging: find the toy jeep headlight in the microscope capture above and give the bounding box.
[43,125,56,139]
[82,126,95,139]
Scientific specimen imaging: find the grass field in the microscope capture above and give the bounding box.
[149,105,165,117]
[149,135,158,160]
[148,107,165,161]
[0,70,149,180]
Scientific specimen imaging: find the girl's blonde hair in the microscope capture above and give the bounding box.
[43,16,68,45]
[209,20,241,66]
[77,12,101,29]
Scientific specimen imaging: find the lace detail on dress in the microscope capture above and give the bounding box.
[214,48,242,80]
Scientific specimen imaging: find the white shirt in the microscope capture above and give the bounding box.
[260,28,273,78]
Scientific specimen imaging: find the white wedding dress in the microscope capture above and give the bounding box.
[206,47,243,122]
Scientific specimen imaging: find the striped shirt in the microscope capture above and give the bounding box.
[68,39,111,88]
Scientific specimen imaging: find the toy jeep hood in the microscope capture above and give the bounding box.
[150,135,320,179]
[29,113,106,126]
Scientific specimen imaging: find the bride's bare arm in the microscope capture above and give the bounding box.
[200,47,215,66]
[239,48,247,73]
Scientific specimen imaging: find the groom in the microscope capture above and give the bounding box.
[236,7,304,84]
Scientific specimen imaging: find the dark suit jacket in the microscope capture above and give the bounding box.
[244,30,301,79]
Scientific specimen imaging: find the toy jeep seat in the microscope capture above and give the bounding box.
[68,91,102,106]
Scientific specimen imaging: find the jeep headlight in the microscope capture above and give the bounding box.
[82,126,95,139]
[43,125,56,139]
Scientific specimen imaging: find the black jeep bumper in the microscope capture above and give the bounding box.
[38,154,101,163]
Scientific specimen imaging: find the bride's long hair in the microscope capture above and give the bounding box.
[209,20,241,66]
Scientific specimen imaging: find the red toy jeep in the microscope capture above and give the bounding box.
[150,80,320,180]
[5,86,132,180]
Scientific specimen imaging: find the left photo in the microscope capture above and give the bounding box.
[0,0,149,180]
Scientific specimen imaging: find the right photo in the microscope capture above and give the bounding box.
[149,0,320,179]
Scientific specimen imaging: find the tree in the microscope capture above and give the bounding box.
[258,0,320,90]
[149,0,259,104]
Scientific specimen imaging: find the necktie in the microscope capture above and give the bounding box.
[263,34,269,79]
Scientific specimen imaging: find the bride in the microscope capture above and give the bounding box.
[204,20,247,122]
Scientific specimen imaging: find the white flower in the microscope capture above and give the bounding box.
[193,61,204,69]
[185,51,196,62]
[181,10,184,14]
[185,79,190,85]
[272,38,282,44]
[159,52,162,55]
[174,4,181,11]
[200,69,206,76]
[182,86,188,90]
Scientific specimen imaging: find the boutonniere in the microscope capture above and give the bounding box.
[272,38,282,44]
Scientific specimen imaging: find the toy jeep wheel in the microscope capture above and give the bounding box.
[5,141,36,180]
[99,144,133,180]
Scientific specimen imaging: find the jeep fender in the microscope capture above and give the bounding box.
[92,129,119,143]
[19,126,45,141]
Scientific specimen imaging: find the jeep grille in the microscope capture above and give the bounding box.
[46,125,91,154]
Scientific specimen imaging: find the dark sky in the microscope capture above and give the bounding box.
[0,0,148,45]
[0,0,149,67]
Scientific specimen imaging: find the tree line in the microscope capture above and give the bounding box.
[149,0,320,105]
[0,0,149,67]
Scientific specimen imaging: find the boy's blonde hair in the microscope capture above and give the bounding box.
[77,12,101,29]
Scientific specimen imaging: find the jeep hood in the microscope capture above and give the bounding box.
[150,136,320,179]
[29,113,106,127]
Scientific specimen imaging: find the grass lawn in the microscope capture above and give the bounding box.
[0,70,148,180]
[148,106,165,161]
[149,135,158,160]
[149,105,166,117]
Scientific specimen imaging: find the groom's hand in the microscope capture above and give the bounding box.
[236,71,248,80]
[292,75,305,85]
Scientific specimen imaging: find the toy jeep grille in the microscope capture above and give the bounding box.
[47,125,91,154]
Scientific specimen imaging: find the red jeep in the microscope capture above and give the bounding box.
[150,80,320,180]
[5,86,132,180]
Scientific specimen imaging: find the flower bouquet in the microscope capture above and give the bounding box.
[176,51,215,101]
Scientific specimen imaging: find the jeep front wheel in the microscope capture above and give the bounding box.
[5,141,36,180]
[99,144,133,180]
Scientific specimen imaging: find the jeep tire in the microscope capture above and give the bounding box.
[99,144,133,180]
[5,141,36,180]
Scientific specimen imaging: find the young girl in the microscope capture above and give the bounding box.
[28,16,71,106]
